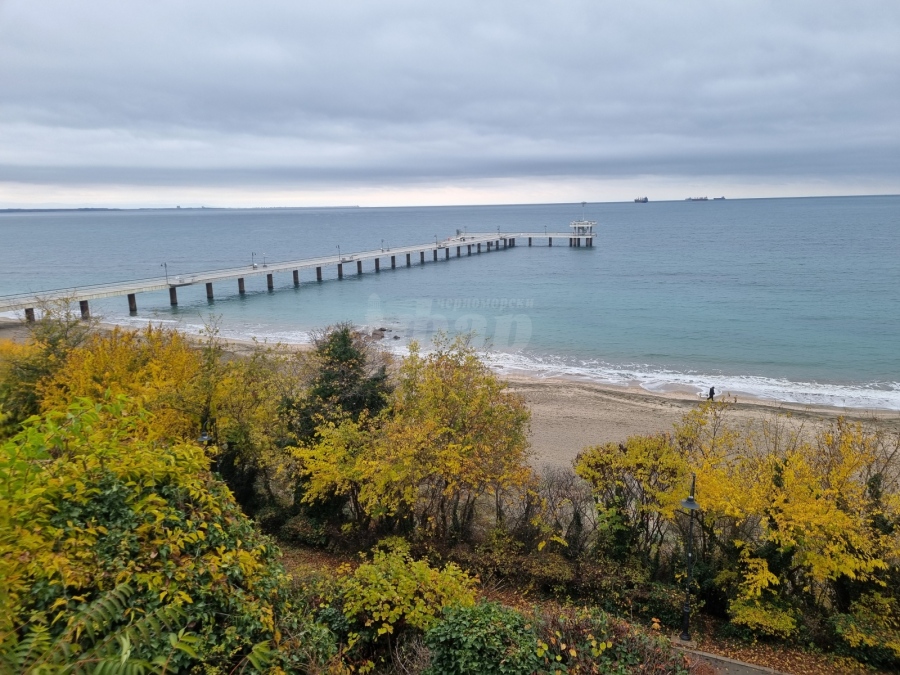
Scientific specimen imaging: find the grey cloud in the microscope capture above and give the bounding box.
[0,0,898,194]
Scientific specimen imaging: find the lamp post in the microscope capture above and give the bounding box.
[680,474,701,642]
[251,252,256,268]
[337,245,341,260]
[263,252,267,267]
[161,262,169,284]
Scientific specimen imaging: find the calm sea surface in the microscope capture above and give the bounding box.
[2,197,898,409]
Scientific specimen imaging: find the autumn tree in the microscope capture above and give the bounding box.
[575,434,688,565]
[295,335,533,543]
[680,405,900,648]
[0,301,97,436]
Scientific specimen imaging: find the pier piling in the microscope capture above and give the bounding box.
[1,230,595,318]
[80,300,90,319]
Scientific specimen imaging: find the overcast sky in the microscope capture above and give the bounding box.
[1,0,898,207]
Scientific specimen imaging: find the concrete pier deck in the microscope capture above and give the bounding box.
[0,231,592,319]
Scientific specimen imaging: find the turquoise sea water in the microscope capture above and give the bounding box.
[1,197,898,409]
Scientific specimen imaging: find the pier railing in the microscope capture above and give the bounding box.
[1,231,593,319]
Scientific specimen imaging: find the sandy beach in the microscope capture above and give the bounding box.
[3,317,898,470]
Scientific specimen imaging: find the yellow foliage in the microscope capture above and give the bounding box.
[363,336,533,537]
[37,326,204,441]
[674,402,900,634]
[729,598,798,639]
[336,544,476,635]
[290,334,534,539]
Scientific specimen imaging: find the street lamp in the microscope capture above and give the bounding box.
[161,262,169,284]
[337,245,341,260]
[263,253,267,267]
[251,252,256,268]
[680,474,701,642]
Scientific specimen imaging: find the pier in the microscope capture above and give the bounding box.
[1,226,595,320]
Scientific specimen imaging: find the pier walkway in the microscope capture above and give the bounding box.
[1,230,594,321]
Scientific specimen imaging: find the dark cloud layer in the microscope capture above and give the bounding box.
[1,0,898,203]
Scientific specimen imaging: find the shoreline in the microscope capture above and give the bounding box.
[3,318,898,469]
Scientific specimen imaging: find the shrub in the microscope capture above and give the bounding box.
[532,605,690,675]
[425,602,541,675]
[336,541,477,639]
[0,396,290,672]
[830,592,900,670]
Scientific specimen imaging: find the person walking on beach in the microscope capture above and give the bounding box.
[707,386,715,401]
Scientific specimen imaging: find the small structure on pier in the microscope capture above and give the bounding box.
[569,219,596,237]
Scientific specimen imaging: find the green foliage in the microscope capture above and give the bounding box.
[532,606,690,675]
[0,584,196,675]
[363,335,533,541]
[574,434,687,564]
[336,541,476,638]
[831,592,900,668]
[0,396,289,672]
[425,602,541,675]
[288,323,391,443]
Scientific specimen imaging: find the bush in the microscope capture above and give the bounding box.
[532,605,690,675]
[830,592,900,670]
[0,397,291,673]
[425,602,541,675]
[335,541,477,640]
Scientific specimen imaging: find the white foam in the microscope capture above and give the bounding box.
[481,351,900,411]
[16,310,899,411]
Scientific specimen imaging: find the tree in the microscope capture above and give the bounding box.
[575,434,688,565]
[292,335,534,543]
[287,323,391,443]
[362,335,533,541]
[678,402,900,648]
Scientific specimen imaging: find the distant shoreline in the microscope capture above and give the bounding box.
[2,194,898,213]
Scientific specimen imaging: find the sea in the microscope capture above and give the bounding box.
[1,196,898,410]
